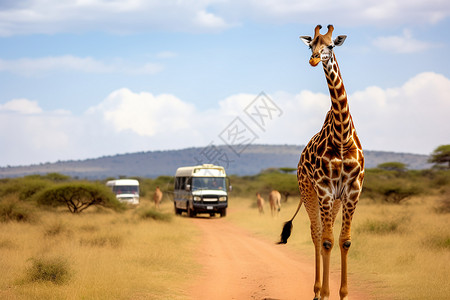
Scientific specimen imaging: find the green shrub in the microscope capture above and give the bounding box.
[362,169,424,203]
[137,207,172,222]
[379,184,422,204]
[0,177,51,201]
[44,221,71,237]
[18,178,51,201]
[377,162,407,172]
[431,170,450,188]
[25,256,71,284]
[79,234,123,248]
[0,196,35,222]
[34,182,125,213]
[357,216,408,234]
[426,235,450,250]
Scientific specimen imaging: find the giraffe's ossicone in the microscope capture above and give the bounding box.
[279,25,364,300]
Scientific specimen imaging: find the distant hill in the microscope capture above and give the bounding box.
[0,144,431,179]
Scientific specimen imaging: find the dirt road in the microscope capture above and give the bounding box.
[189,217,370,300]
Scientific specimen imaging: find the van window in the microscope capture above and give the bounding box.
[112,185,139,195]
[175,177,190,190]
[192,177,226,191]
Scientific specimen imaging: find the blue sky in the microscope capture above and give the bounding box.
[0,0,449,167]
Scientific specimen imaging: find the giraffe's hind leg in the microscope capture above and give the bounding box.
[339,190,361,300]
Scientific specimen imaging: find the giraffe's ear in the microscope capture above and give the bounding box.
[334,35,347,46]
[299,36,312,47]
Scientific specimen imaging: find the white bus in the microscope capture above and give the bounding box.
[174,164,230,217]
[106,179,140,205]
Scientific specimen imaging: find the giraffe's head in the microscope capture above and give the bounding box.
[300,25,346,67]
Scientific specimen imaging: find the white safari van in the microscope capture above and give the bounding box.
[174,164,230,217]
[106,179,140,205]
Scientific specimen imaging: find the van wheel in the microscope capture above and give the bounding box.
[174,205,181,215]
[187,206,195,218]
[220,208,227,217]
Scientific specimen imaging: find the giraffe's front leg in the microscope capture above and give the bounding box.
[319,196,334,300]
[301,179,322,300]
[311,223,322,300]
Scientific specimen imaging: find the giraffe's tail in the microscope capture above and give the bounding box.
[277,198,303,244]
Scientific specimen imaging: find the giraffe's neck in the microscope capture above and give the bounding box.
[322,53,353,149]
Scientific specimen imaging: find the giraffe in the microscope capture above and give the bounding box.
[153,186,163,209]
[279,25,365,300]
[268,190,281,217]
[256,192,265,214]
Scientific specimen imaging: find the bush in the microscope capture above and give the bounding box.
[43,221,71,237]
[79,234,123,248]
[18,178,52,201]
[379,183,422,204]
[0,177,51,201]
[137,207,172,222]
[362,169,424,203]
[25,256,71,284]
[426,235,450,250]
[34,182,125,213]
[0,196,35,222]
[357,215,409,234]
[377,162,407,172]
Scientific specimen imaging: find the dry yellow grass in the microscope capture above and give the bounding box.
[0,199,200,300]
[227,195,450,300]
[1,193,448,299]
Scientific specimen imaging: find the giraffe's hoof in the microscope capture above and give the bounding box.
[313,298,320,300]
[323,240,332,250]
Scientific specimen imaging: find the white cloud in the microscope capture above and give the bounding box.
[0,0,233,36]
[349,72,450,154]
[373,29,434,53]
[0,72,449,166]
[88,88,197,137]
[194,9,230,29]
[0,55,163,76]
[0,98,42,114]
[214,0,449,27]
[0,102,75,165]
[0,0,448,36]
[227,73,450,156]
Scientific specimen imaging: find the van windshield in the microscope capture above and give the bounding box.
[112,186,139,195]
[192,177,226,191]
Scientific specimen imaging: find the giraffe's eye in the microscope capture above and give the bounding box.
[328,45,334,50]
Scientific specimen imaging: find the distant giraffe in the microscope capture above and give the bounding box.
[153,186,163,209]
[256,192,265,214]
[279,25,365,300]
[268,190,281,217]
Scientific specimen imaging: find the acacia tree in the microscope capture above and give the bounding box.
[35,182,123,213]
[377,162,407,172]
[429,145,450,169]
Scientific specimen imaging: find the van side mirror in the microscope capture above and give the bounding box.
[185,184,191,191]
[228,185,232,192]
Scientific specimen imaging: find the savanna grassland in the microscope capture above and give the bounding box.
[0,194,200,299]
[228,169,450,300]
[0,168,449,299]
